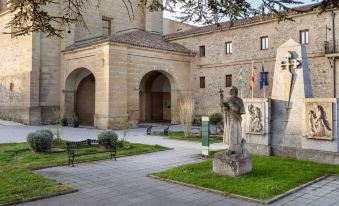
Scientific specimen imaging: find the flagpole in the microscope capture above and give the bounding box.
[251,61,254,99]
[263,61,266,98]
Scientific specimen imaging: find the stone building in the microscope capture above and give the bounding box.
[1,1,339,130]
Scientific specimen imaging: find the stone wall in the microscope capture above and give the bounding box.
[126,46,193,126]
[72,0,147,41]
[0,11,41,124]
[170,11,338,117]
[163,18,196,35]
[62,41,192,129]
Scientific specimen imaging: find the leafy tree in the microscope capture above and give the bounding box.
[2,0,339,37]
[209,112,223,134]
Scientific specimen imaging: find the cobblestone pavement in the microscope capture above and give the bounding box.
[2,122,339,206]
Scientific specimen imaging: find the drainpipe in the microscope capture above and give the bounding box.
[332,11,336,97]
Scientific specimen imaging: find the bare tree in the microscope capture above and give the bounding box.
[2,0,339,37]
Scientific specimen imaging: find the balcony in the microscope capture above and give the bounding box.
[324,40,339,55]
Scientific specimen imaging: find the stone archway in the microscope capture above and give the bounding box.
[64,68,95,126]
[139,71,172,122]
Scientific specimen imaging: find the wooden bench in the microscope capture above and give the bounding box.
[66,139,117,167]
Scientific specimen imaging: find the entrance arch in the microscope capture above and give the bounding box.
[64,68,95,126]
[139,71,172,122]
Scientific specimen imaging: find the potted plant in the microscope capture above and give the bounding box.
[61,117,68,126]
[72,115,79,128]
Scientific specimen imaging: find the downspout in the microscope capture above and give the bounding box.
[332,11,336,97]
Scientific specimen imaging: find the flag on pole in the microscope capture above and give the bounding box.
[239,63,243,88]
[250,61,254,92]
[260,62,265,90]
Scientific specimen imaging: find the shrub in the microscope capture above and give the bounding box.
[36,129,53,139]
[116,140,124,148]
[97,130,118,148]
[53,137,66,146]
[72,115,79,128]
[26,130,53,152]
[209,112,223,134]
[61,117,68,126]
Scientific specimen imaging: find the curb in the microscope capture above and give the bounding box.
[0,188,78,206]
[148,174,332,205]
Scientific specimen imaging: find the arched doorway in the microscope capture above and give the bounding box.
[140,71,171,122]
[64,68,95,126]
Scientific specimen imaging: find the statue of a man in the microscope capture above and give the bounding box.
[220,86,245,154]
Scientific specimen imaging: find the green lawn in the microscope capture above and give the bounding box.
[0,142,168,204]
[152,131,223,143]
[152,155,339,201]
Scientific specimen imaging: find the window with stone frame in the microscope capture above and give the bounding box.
[102,17,112,36]
[200,76,205,88]
[199,45,205,57]
[264,72,269,86]
[225,75,232,87]
[260,36,269,50]
[300,29,309,45]
[225,42,232,54]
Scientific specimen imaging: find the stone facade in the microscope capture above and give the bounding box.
[0,0,192,126]
[168,11,339,118]
[1,1,339,133]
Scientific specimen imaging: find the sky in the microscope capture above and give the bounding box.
[163,0,316,26]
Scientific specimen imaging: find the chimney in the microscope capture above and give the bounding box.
[145,8,163,34]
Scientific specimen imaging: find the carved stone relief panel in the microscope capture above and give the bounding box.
[305,102,333,140]
[245,103,264,134]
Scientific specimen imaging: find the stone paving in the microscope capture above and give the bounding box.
[1,122,339,206]
[271,175,339,206]
[21,148,261,206]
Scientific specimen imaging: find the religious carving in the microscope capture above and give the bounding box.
[307,105,332,140]
[219,86,245,154]
[214,86,252,177]
[280,51,302,108]
[246,104,263,134]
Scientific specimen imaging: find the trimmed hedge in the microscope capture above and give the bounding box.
[26,129,53,152]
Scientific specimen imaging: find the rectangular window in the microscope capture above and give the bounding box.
[102,18,112,36]
[260,36,269,50]
[225,42,232,54]
[200,76,205,88]
[300,30,309,45]
[225,75,232,87]
[264,72,269,86]
[199,45,205,57]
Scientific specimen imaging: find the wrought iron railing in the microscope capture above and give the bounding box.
[324,40,339,54]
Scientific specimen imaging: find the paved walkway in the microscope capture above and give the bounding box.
[1,122,339,206]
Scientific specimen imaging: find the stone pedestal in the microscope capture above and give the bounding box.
[213,151,252,177]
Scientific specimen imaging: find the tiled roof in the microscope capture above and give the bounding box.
[65,30,193,54]
[165,3,321,40]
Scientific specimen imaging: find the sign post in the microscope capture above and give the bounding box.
[201,116,210,156]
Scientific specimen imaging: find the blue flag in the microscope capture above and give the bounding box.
[260,62,265,90]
